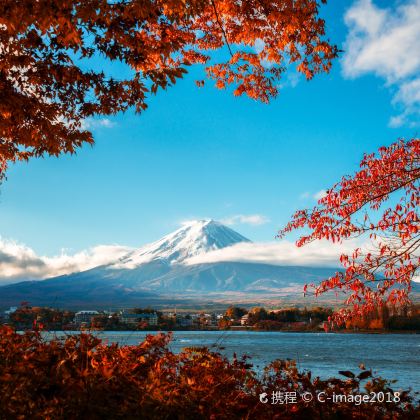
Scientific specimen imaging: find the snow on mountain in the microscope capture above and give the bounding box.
[110,219,250,269]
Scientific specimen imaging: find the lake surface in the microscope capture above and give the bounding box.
[46,331,420,392]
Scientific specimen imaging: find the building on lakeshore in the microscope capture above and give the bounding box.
[119,311,158,326]
[74,310,100,326]
[241,314,249,326]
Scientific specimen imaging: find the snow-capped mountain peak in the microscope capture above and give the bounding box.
[110,219,250,269]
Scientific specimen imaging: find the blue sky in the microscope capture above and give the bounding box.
[0,0,419,269]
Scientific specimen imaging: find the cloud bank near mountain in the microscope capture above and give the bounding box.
[0,235,363,285]
[0,237,132,284]
[183,239,363,268]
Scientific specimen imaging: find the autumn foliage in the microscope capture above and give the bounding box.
[0,0,338,178]
[279,138,420,325]
[0,326,418,419]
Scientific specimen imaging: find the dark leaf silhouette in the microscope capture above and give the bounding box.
[339,370,355,379]
[358,370,372,380]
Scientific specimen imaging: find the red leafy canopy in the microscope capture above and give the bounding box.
[279,139,420,325]
[0,0,338,177]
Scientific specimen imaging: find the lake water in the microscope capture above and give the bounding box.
[46,331,420,392]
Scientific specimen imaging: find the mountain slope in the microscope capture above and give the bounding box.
[0,262,338,308]
[0,220,343,308]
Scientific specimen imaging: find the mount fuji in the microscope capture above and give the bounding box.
[0,220,339,309]
[109,219,250,268]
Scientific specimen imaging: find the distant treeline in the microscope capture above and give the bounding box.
[2,304,419,332]
[220,305,420,332]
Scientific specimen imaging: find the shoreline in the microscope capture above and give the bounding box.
[32,328,420,335]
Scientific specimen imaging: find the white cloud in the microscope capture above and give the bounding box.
[299,192,310,199]
[300,190,327,200]
[388,114,406,128]
[393,77,420,106]
[286,72,301,88]
[0,237,132,284]
[342,0,420,127]
[313,190,327,200]
[81,118,116,130]
[221,214,270,226]
[184,239,364,267]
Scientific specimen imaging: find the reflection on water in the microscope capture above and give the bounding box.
[44,331,420,392]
